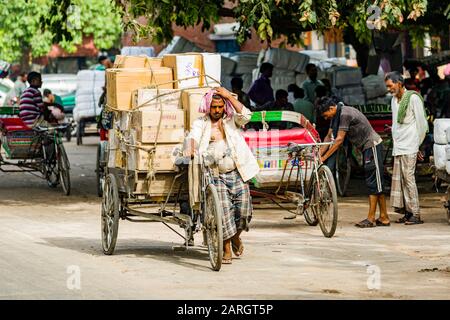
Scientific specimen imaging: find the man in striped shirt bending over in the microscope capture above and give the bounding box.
[19,72,45,128]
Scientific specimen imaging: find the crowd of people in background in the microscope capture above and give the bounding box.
[233,61,450,138]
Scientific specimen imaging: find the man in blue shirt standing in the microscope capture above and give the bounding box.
[248,63,274,110]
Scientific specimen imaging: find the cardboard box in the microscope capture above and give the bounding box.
[107,148,124,168]
[106,68,173,110]
[133,109,185,143]
[181,87,210,130]
[162,53,221,89]
[133,173,187,195]
[128,143,182,172]
[113,55,163,69]
[181,88,238,130]
[132,89,181,110]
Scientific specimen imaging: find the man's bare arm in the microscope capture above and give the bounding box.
[215,87,243,113]
[320,128,333,156]
[321,130,347,162]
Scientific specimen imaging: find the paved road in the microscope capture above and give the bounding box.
[1,137,449,299]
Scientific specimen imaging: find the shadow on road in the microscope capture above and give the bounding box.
[41,236,213,271]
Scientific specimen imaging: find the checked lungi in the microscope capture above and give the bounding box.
[390,154,420,215]
[214,169,252,241]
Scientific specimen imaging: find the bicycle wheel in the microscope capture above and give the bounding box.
[303,207,319,226]
[101,173,120,255]
[96,144,104,197]
[76,120,83,145]
[57,143,71,196]
[44,139,58,188]
[446,186,450,225]
[204,183,223,271]
[313,165,338,238]
[335,147,351,197]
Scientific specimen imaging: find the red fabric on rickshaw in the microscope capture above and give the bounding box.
[242,128,317,148]
[0,117,31,132]
[369,119,392,133]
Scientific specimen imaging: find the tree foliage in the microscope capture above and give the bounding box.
[115,0,448,49]
[0,0,123,64]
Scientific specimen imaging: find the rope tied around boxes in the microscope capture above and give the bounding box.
[105,70,221,196]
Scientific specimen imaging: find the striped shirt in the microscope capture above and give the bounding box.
[19,87,44,126]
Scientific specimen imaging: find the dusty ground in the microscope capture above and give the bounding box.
[0,136,449,299]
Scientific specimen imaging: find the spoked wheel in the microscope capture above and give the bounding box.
[335,147,351,197]
[446,186,450,225]
[312,165,338,238]
[76,121,83,146]
[57,144,71,196]
[303,208,319,226]
[96,144,105,197]
[44,142,58,188]
[101,173,120,255]
[204,183,223,271]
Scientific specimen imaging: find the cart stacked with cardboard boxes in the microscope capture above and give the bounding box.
[102,52,227,270]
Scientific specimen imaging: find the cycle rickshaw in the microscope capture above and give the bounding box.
[0,106,71,195]
[101,107,338,273]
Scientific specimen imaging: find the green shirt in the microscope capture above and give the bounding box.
[54,94,63,107]
[302,78,324,103]
[293,98,315,123]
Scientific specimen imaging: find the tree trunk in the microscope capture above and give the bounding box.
[20,47,32,73]
[343,27,370,76]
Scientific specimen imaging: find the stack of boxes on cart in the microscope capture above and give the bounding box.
[106,53,221,196]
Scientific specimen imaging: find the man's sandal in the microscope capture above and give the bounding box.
[222,255,232,264]
[232,238,244,257]
[355,219,376,228]
[395,212,413,223]
[376,219,390,227]
[404,215,424,225]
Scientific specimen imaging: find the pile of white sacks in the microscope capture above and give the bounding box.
[433,119,450,174]
[73,70,105,123]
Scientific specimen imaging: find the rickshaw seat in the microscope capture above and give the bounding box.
[242,128,317,148]
[0,117,32,132]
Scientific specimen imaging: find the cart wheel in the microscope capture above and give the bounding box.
[313,165,338,238]
[335,147,351,197]
[65,126,72,142]
[204,183,223,271]
[96,144,104,197]
[303,208,319,226]
[446,186,450,225]
[101,173,120,255]
[57,144,71,196]
[44,142,58,188]
[76,120,83,145]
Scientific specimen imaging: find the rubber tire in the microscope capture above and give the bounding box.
[101,173,120,255]
[335,147,352,197]
[65,126,72,142]
[314,165,339,238]
[303,208,319,226]
[96,144,104,197]
[76,120,83,146]
[446,186,450,225]
[58,144,71,196]
[44,141,58,188]
[204,183,223,271]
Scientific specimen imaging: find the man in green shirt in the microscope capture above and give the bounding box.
[302,63,324,103]
[292,85,315,123]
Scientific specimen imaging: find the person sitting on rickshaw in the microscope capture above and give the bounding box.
[19,72,64,128]
[43,89,65,124]
[186,87,259,265]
